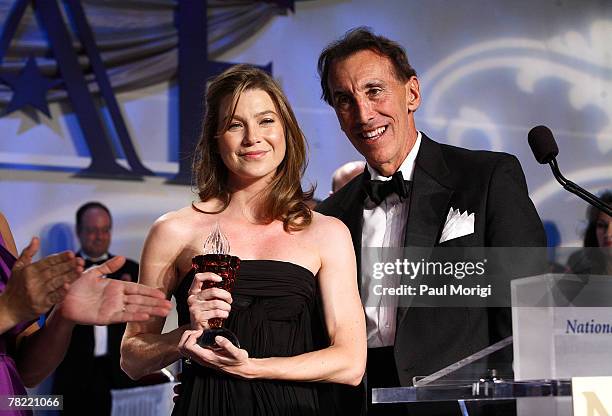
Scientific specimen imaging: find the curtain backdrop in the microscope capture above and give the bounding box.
[0,0,304,103]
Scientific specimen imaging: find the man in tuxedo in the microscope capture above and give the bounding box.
[316,28,547,415]
[52,201,139,415]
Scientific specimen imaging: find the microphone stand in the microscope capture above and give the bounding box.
[548,158,612,216]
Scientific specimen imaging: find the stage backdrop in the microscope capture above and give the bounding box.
[1,0,610,267]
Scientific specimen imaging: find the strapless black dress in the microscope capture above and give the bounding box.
[172,260,325,416]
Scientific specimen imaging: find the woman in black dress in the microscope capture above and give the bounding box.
[121,65,366,415]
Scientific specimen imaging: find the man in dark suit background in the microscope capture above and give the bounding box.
[52,201,139,415]
[316,28,547,415]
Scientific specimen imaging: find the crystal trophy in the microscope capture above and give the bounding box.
[192,223,241,348]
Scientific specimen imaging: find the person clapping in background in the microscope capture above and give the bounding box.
[0,211,171,413]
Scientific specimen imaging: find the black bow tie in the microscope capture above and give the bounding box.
[363,170,411,205]
[84,258,107,268]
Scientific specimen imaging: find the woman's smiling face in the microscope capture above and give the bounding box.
[216,88,286,187]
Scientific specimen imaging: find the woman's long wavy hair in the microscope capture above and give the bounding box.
[192,64,313,232]
[583,190,612,247]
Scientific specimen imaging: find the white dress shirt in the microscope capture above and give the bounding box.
[80,251,110,357]
[361,132,422,348]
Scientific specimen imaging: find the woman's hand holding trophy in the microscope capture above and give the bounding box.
[187,223,241,348]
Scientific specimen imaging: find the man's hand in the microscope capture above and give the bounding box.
[59,256,172,325]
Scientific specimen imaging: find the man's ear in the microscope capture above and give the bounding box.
[406,76,421,112]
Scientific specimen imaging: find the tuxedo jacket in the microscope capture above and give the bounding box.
[52,254,140,413]
[316,135,546,407]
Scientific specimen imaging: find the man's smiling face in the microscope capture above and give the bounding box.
[328,49,420,176]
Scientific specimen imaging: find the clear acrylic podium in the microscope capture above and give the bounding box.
[372,273,612,416]
[372,337,573,415]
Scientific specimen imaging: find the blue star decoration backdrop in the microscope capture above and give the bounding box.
[0,0,298,182]
[0,56,61,117]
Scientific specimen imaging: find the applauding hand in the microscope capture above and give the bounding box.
[3,237,83,324]
[59,256,172,325]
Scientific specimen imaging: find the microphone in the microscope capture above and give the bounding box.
[528,125,611,216]
[528,125,558,163]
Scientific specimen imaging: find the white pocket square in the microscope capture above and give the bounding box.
[439,207,475,244]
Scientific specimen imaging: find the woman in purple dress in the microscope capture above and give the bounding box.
[0,212,172,415]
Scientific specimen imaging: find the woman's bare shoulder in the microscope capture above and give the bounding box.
[150,205,202,237]
[309,211,348,231]
[149,206,193,239]
[306,211,351,243]
[0,212,17,256]
[0,212,9,235]
[149,202,226,246]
